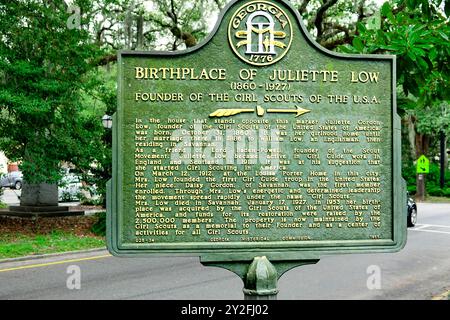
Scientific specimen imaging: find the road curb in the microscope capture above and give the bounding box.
[0,247,108,265]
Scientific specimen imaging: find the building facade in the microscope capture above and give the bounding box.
[0,152,8,174]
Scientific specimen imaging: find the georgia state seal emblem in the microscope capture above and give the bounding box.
[228,0,293,66]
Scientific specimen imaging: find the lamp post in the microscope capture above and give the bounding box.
[440,103,448,189]
[101,114,113,208]
[102,114,113,129]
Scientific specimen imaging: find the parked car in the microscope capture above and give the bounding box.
[407,193,418,227]
[58,172,100,203]
[0,171,23,190]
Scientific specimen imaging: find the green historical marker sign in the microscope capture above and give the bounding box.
[107,0,406,295]
[416,155,430,174]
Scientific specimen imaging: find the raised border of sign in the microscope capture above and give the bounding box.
[107,0,407,260]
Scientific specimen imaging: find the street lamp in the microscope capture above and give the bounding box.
[102,114,113,129]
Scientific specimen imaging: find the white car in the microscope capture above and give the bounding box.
[58,174,82,202]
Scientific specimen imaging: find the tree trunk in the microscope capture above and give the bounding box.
[446,138,449,173]
[416,174,426,202]
[136,13,144,50]
[407,115,417,160]
[440,132,446,189]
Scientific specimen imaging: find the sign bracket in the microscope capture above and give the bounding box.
[200,255,319,299]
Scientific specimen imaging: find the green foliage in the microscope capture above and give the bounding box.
[90,0,225,51]
[91,211,107,236]
[0,231,105,259]
[426,162,450,196]
[403,161,450,196]
[77,186,103,206]
[59,190,82,203]
[427,185,450,197]
[0,1,106,184]
[402,161,417,191]
[339,0,450,107]
[341,0,450,195]
[415,102,450,136]
[292,0,378,49]
[69,66,118,207]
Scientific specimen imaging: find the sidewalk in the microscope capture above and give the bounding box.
[0,188,21,206]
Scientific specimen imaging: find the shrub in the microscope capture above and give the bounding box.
[79,193,103,206]
[407,185,417,194]
[402,162,417,191]
[90,211,106,237]
[403,161,450,197]
[425,163,450,197]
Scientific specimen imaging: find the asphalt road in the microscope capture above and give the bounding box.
[0,203,449,300]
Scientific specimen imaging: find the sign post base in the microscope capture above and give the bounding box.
[200,255,319,300]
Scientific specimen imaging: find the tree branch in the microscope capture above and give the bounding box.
[96,54,117,66]
[214,0,223,10]
[298,0,311,15]
[147,16,172,29]
[167,0,178,25]
[314,0,338,40]
[172,37,178,51]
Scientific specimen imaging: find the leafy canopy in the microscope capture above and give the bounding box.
[340,0,450,107]
[0,0,105,183]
